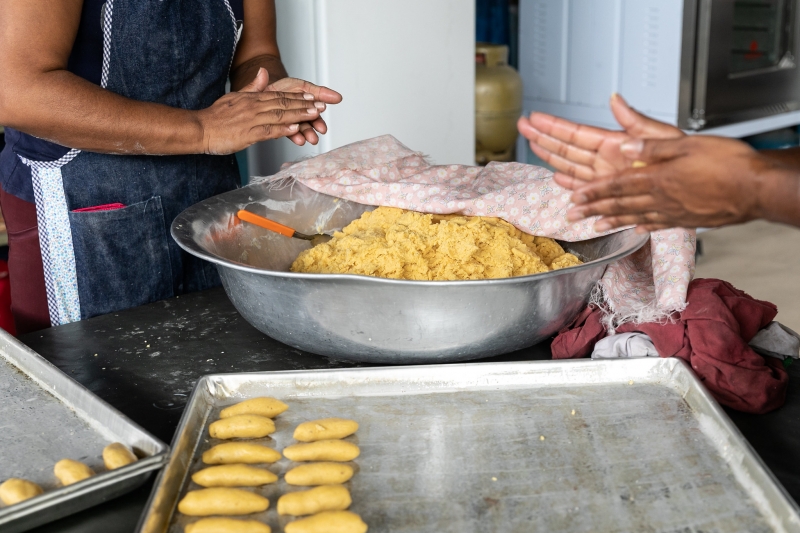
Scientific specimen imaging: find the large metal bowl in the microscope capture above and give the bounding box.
[172,182,648,364]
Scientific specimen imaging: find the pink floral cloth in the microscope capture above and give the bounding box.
[256,135,695,327]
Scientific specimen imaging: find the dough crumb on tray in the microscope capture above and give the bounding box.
[290,207,582,280]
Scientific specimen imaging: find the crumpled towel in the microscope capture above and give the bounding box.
[552,278,788,414]
[750,322,800,361]
[591,332,659,359]
[255,135,695,326]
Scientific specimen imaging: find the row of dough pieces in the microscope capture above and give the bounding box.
[0,442,138,506]
[178,397,367,533]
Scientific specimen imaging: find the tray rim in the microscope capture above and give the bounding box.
[0,328,170,532]
[137,358,800,533]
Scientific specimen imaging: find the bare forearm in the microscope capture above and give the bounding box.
[754,164,800,228]
[760,146,800,170]
[230,54,287,92]
[0,70,203,155]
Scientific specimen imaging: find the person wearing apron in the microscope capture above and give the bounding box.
[0,1,341,333]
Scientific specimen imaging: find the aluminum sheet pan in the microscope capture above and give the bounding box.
[0,329,169,533]
[139,358,800,533]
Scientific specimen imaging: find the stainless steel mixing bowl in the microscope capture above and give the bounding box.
[172,182,648,363]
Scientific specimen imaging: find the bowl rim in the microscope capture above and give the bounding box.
[171,199,650,287]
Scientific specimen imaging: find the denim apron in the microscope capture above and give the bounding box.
[20,0,241,324]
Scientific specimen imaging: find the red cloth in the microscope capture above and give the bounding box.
[0,187,50,334]
[0,261,14,335]
[552,279,788,414]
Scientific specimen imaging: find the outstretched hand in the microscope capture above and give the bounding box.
[562,135,770,232]
[517,94,683,184]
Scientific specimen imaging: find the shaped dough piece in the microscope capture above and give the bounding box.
[293,418,358,442]
[185,517,271,533]
[203,443,282,465]
[192,464,278,487]
[54,459,95,486]
[178,488,269,516]
[220,398,288,419]
[285,511,367,533]
[0,478,44,505]
[285,463,354,486]
[209,415,275,439]
[103,442,138,470]
[283,440,360,462]
[277,485,352,516]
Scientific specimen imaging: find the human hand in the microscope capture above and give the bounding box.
[196,69,322,155]
[267,75,343,146]
[565,135,770,232]
[517,94,683,184]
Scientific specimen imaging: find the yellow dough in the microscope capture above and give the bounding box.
[283,440,360,462]
[0,478,43,505]
[209,415,276,439]
[178,488,269,516]
[103,442,138,470]
[203,442,282,465]
[192,465,278,487]
[284,511,368,533]
[185,518,271,533]
[277,485,352,516]
[285,463,354,486]
[293,418,358,442]
[54,459,95,486]
[220,398,288,419]
[290,207,583,280]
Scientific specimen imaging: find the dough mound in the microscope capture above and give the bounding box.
[103,442,138,470]
[284,510,367,533]
[0,478,43,505]
[285,463,354,486]
[220,397,288,419]
[290,207,582,280]
[178,488,269,516]
[293,418,359,442]
[203,442,282,465]
[185,518,271,533]
[54,459,94,486]
[283,440,360,462]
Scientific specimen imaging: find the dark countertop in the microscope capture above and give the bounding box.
[18,287,800,532]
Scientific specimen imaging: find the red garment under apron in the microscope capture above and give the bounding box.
[0,187,51,334]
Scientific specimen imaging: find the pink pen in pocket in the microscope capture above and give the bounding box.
[72,203,126,213]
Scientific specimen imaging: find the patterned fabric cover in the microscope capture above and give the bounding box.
[254,135,696,328]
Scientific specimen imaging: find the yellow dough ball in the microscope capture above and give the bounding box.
[284,511,367,533]
[54,459,94,486]
[283,440,360,462]
[0,478,44,505]
[220,398,288,419]
[277,485,352,516]
[185,517,271,533]
[293,418,358,442]
[285,463,354,486]
[103,442,138,470]
[202,443,282,465]
[178,488,269,516]
[209,415,276,439]
[191,465,278,488]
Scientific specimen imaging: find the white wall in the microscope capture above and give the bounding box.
[249,0,476,177]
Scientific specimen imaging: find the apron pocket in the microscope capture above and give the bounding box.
[68,196,172,319]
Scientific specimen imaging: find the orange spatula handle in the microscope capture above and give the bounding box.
[237,210,296,238]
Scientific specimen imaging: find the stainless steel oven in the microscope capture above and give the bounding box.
[684,0,800,129]
[520,0,800,138]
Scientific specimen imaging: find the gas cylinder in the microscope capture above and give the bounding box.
[475,43,523,165]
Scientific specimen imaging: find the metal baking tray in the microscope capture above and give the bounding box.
[138,358,800,533]
[0,328,169,533]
